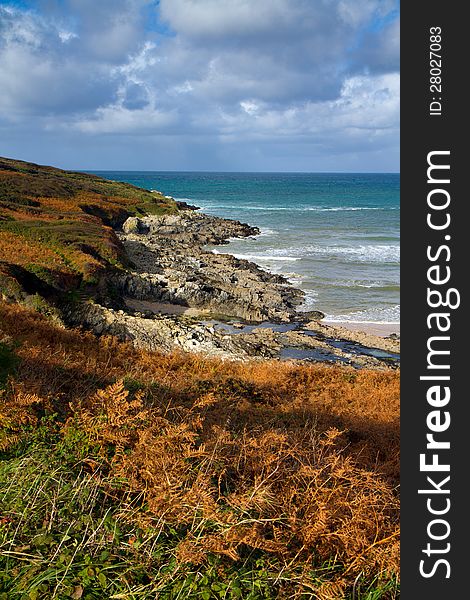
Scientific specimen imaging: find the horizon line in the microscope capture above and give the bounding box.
[0,156,400,176]
[82,169,400,175]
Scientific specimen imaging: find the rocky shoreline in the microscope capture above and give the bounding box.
[117,210,305,323]
[63,209,400,369]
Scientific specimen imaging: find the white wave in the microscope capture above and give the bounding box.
[327,279,399,289]
[190,204,398,213]
[325,304,400,324]
[304,206,396,212]
[244,243,399,263]
[320,244,400,263]
[212,249,300,262]
[205,205,289,211]
[233,254,301,262]
[298,289,320,311]
[257,228,279,237]
[283,244,399,263]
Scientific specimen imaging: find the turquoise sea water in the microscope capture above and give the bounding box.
[93,172,400,324]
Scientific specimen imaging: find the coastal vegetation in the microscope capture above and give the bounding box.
[0,157,176,306]
[0,158,399,598]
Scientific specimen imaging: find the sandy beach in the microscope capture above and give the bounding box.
[323,320,400,338]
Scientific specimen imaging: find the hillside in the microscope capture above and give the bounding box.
[0,158,399,598]
[0,302,399,599]
[0,157,177,308]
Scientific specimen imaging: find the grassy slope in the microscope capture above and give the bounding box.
[0,159,399,598]
[0,157,177,306]
[0,303,399,599]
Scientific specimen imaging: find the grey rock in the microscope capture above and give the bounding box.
[116,211,304,323]
[58,209,397,370]
[122,217,150,234]
[295,310,325,323]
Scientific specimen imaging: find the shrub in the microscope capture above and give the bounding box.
[0,302,400,598]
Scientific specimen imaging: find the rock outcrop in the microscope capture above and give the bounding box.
[61,302,278,360]
[59,209,399,370]
[61,302,398,369]
[114,211,304,323]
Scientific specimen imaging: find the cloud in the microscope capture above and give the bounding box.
[0,0,399,171]
[74,105,178,135]
[0,1,149,116]
[354,16,400,73]
[0,44,117,117]
[156,0,393,105]
[216,73,399,146]
[337,0,396,27]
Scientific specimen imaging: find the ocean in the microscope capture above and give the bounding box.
[93,171,400,325]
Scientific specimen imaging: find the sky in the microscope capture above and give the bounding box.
[0,0,399,172]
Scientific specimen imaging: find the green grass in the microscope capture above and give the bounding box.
[0,219,111,252]
[0,419,399,599]
[0,219,125,282]
[134,201,178,217]
[0,342,18,388]
[0,156,180,303]
[0,157,162,206]
[0,431,278,599]
[347,577,400,600]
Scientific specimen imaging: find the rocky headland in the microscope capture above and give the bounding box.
[62,208,400,369]
[0,157,398,369]
[117,211,305,323]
